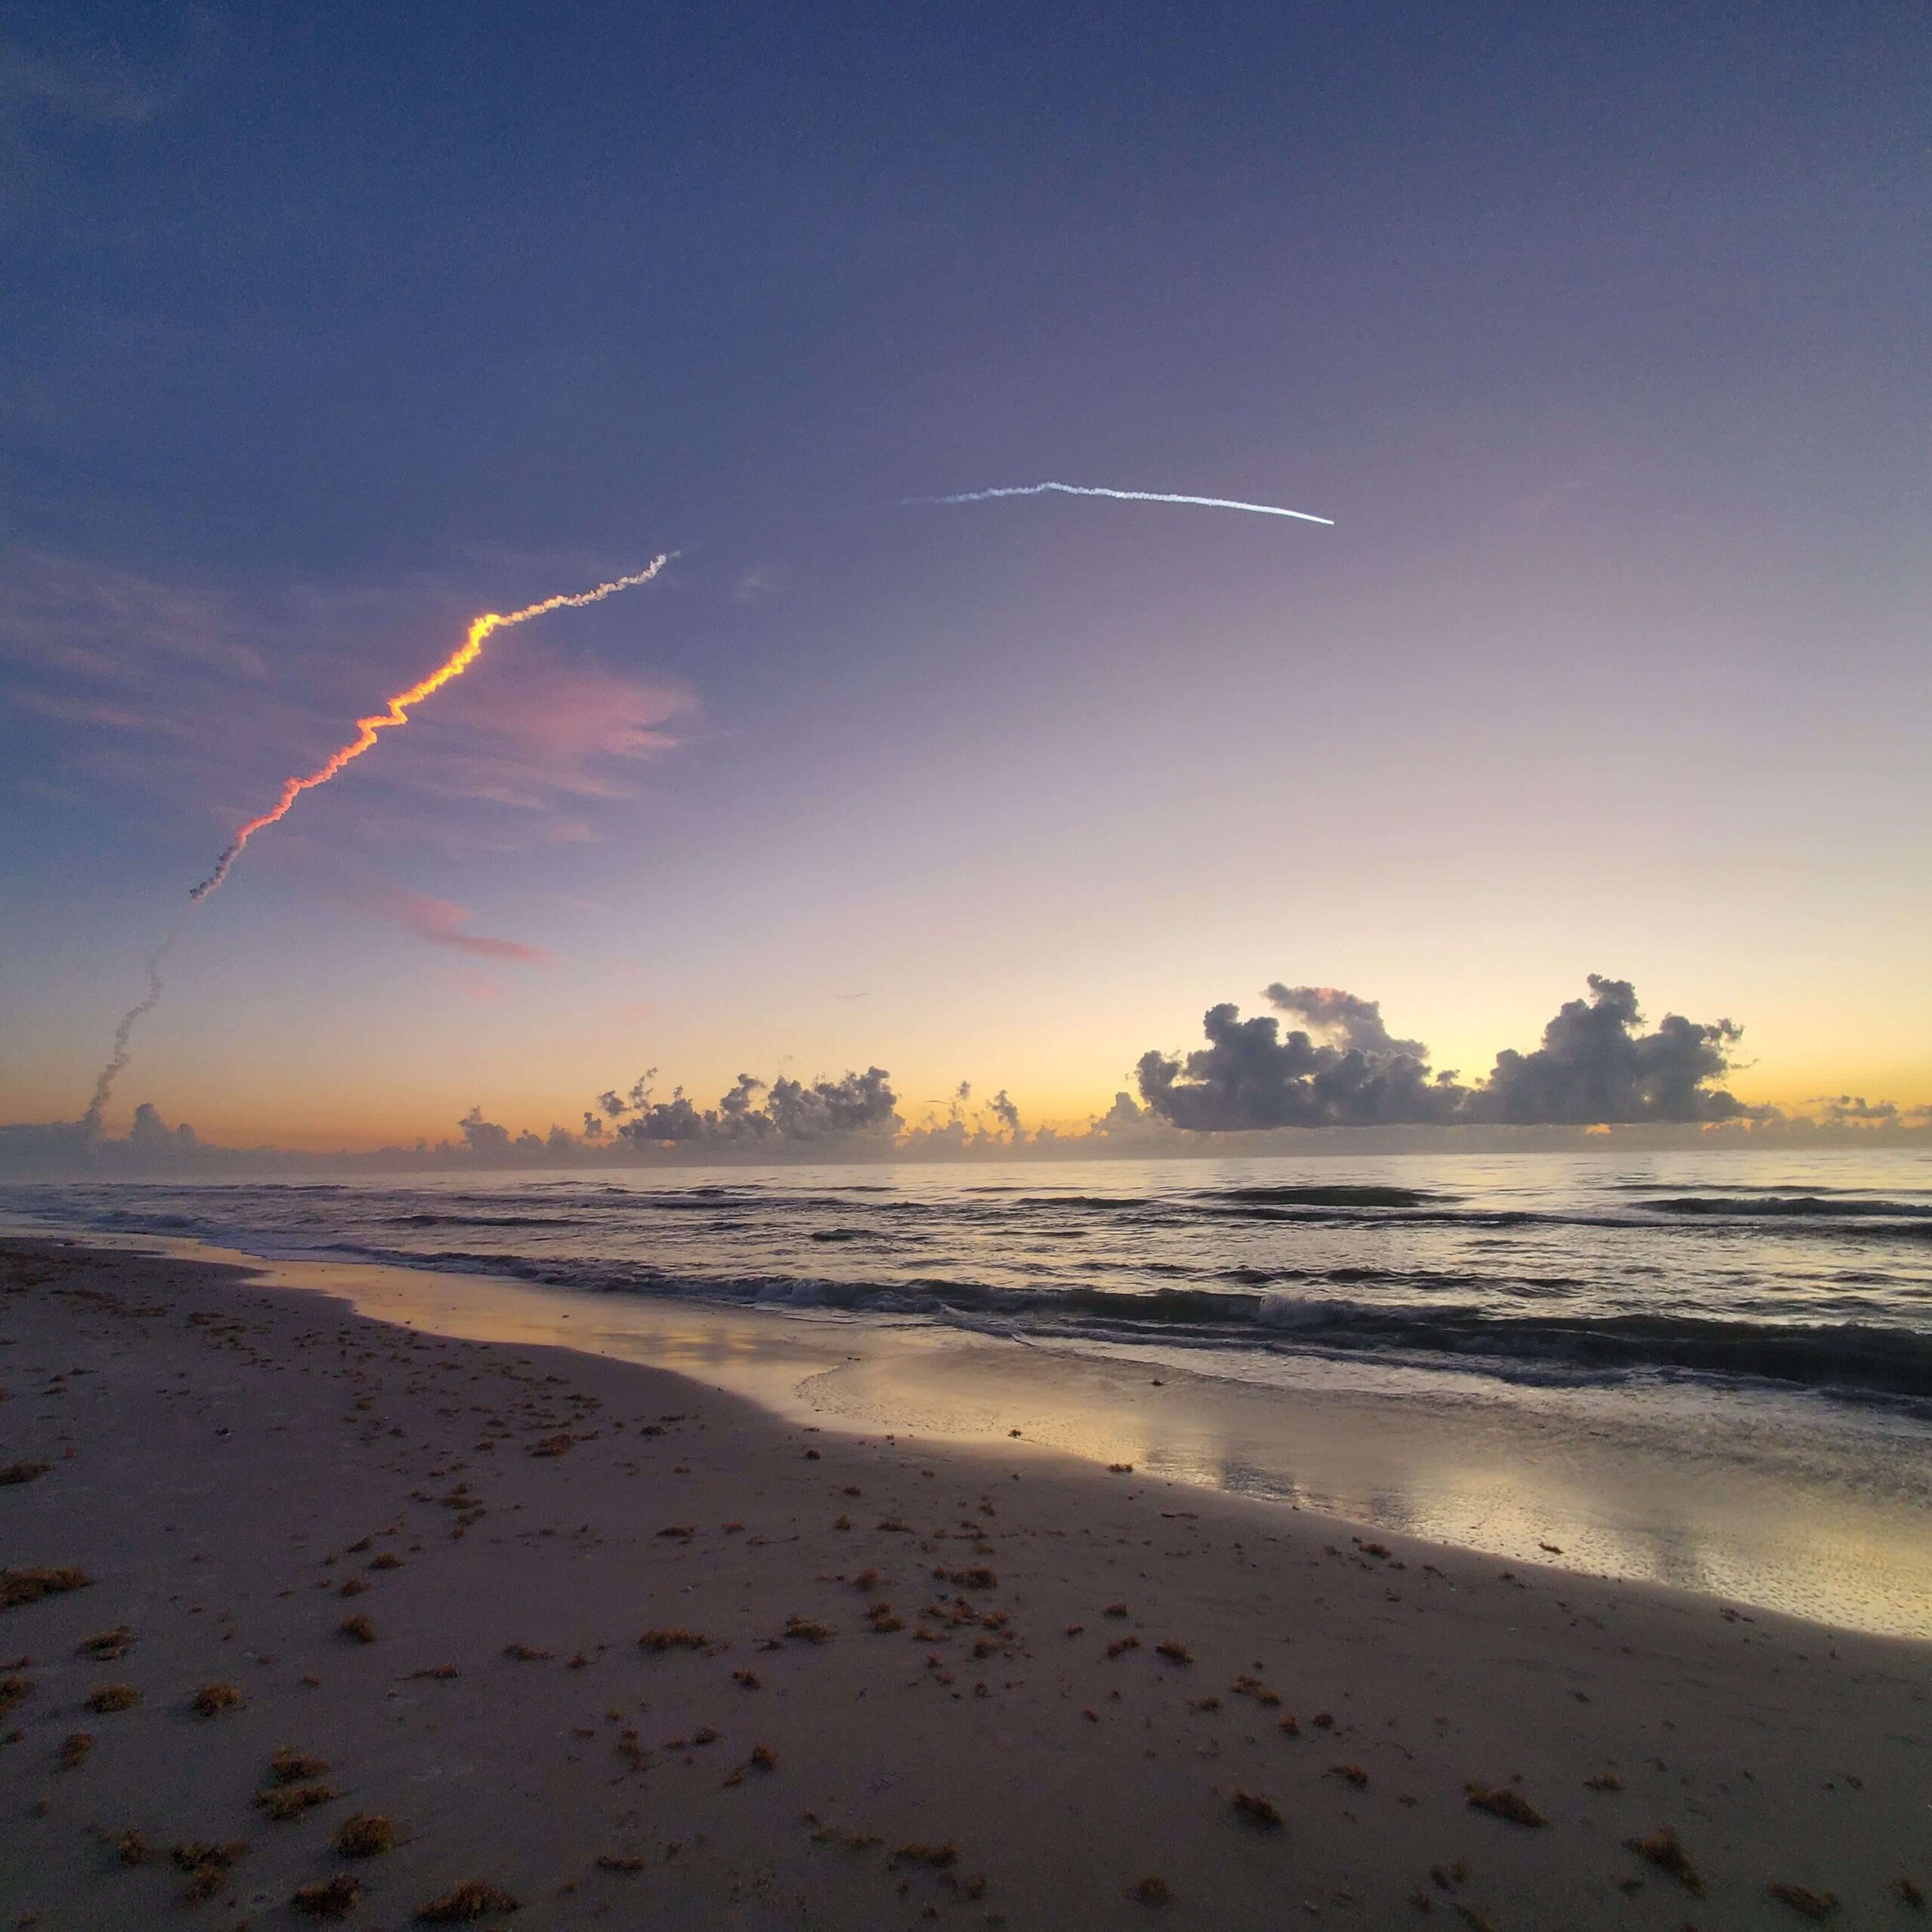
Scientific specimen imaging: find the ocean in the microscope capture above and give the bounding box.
[11,1143,1932,1633]
[8,1144,1929,1406]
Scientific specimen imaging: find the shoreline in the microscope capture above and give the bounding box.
[12,1223,1932,1641]
[3,1235,1930,1928]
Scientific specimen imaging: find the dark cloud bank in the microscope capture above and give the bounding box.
[4,975,1926,1176]
[1137,976,1755,1131]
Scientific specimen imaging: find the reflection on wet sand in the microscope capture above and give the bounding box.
[125,1235,1932,1639]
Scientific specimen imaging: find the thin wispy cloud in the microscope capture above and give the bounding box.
[342,881,552,964]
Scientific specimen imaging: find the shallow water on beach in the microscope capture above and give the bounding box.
[9,1147,1932,1635]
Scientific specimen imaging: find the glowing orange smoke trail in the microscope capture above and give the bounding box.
[189,555,671,901]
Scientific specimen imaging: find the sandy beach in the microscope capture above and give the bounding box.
[3,1235,1928,1930]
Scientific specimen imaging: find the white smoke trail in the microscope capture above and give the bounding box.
[905,481,1334,525]
[85,928,179,1134]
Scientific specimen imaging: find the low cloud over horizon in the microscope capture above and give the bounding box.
[3,974,1928,1176]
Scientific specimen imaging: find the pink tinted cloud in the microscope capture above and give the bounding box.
[405,648,694,805]
[345,882,553,964]
[8,549,694,860]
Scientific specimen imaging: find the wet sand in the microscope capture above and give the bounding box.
[3,1236,1929,1928]
[155,1232,1932,1638]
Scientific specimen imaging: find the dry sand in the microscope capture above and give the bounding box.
[2,1236,1927,1930]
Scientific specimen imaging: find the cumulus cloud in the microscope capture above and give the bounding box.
[1138,974,1757,1129]
[342,881,551,963]
[900,1081,1029,1152]
[1263,985,1426,1060]
[1472,975,1749,1124]
[598,1066,903,1147]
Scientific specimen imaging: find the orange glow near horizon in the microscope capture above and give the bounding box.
[189,557,671,901]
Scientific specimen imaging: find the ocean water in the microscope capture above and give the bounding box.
[8,1145,1929,1408]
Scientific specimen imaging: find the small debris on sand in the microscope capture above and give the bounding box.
[891,1842,958,1868]
[1230,1789,1283,1829]
[1128,1874,1171,1904]
[189,1681,245,1716]
[85,1681,140,1712]
[291,1874,361,1918]
[639,1628,709,1652]
[1,1566,94,1610]
[257,1781,337,1822]
[1466,1783,1546,1827]
[1623,1826,1703,1894]
[414,1878,523,1921]
[336,1813,398,1857]
[1768,1881,1838,1919]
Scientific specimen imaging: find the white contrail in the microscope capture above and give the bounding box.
[906,481,1334,526]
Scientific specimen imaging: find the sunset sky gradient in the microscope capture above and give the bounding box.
[2,3,1927,1148]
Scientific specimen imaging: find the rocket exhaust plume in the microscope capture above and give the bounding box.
[83,557,672,1129]
[85,929,177,1134]
[906,481,1334,525]
[85,484,1309,1121]
[190,555,672,901]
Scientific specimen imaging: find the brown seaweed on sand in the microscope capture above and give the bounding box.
[1128,1874,1171,1904]
[172,1839,247,1905]
[1623,1826,1704,1894]
[0,1460,52,1486]
[1230,1789,1284,1829]
[1,1566,94,1610]
[1466,1783,1546,1827]
[291,1875,361,1919]
[415,1878,522,1921]
[336,1813,398,1857]
[257,1781,337,1822]
[1768,1881,1838,1919]
[85,1681,140,1712]
[638,1628,709,1652]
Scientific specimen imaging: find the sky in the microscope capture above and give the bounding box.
[2,2,1928,1152]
